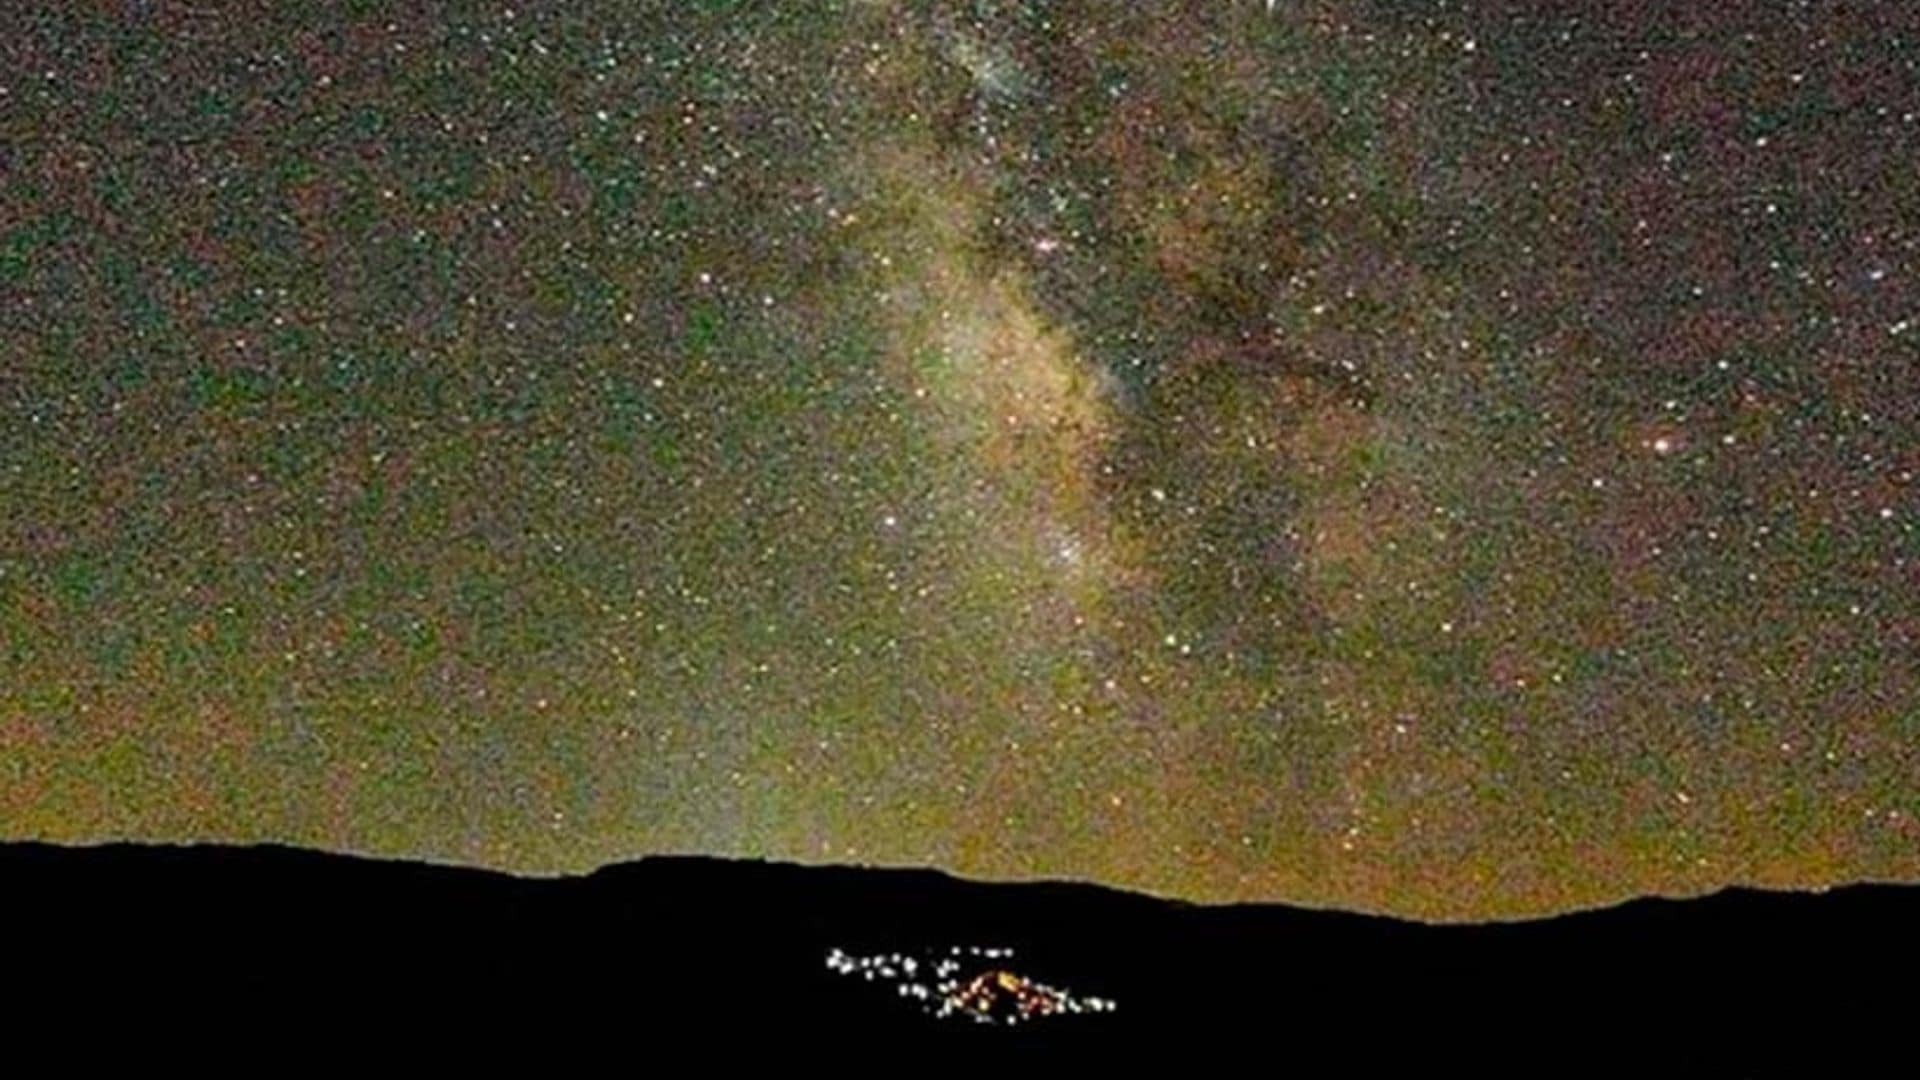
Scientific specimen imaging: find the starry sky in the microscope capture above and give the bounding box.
[2,0,1915,921]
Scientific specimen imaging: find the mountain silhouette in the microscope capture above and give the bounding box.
[5,841,1908,1057]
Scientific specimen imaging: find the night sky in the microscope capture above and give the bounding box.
[2,0,1915,921]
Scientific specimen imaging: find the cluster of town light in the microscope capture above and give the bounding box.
[826,945,1118,1026]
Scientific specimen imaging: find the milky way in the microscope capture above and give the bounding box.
[2,1,1915,919]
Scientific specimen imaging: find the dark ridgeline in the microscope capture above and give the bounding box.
[3,841,1908,1054]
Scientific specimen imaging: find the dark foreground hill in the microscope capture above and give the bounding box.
[4,842,1911,1057]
